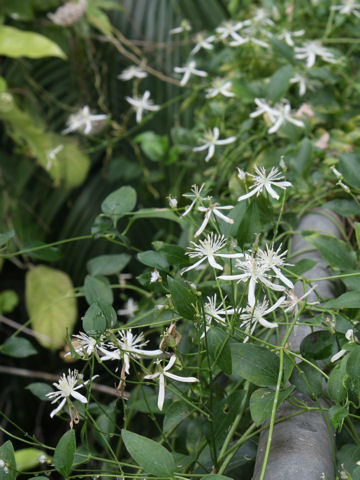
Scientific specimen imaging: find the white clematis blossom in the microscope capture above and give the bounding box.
[278,29,305,47]
[174,61,208,86]
[182,183,209,217]
[98,329,162,375]
[238,296,285,341]
[331,0,360,17]
[205,78,235,98]
[195,201,234,237]
[295,41,337,68]
[256,245,294,289]
[331,329,356,363]
[46,369,97,418]
[117,65,148,81]
[201,294,234,337]
[216,20,251,42]
[218,252,288,307]
[125,90,160,123]
[193,127,236,162]
[144,355,199,411]
[250,98,304,134]
[63,106,107,135]
[191,33,216,55]
[181,233,244,274]
[237,166,292,202]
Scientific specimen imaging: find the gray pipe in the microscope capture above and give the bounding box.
[252,209,341,480]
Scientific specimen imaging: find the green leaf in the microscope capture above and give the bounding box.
[289,361,323,398]
[250,386,295,426]
[0,230,15,248]
[202,476,233,480]
[270,38,294,62]
[163,402,192,434]
[323,199,360,217]
[137,250,169,270]
[328,356,348,403]
[25,266,77,350]
[23,241,62,261]
[0,26,66,59]
[339,153,360,189]
[84,275,114,305]
[135,131,169,162]
[87,254,131,276]
[83,301,117,336]
[15,449,50,471]
[355,222,360,250]
[0,290,18,314]
[1,336,37,358]
[219,202,246,237]
[207,327,232,375]
[213,391,245,449]
[286,258,317,276]
[26,382,53,401]
[292,138,313,176]
[132,208,180,223]
[231,343,280,387]
[121,429,175,477]
[0,441,16,480]
[266,65,293,102]
[302,232,357,270]
[329,404,348,431]
[167,276,198,319]
[346,347,360,380]
[324,292,360,309]
[237,197,272,246]
[101,186,137,226]
[337,444,360,478]
[54,430,76,478]
[300,330,338,360]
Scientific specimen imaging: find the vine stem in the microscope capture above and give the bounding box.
[258,348,284,480]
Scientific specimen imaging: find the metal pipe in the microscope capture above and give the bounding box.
[253,209,341,480]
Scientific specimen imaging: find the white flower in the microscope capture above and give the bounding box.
[295,41,337,68]
[218,253,287,307]
[201,294,234,337]
[0,459,8,475]
[168,195,178,208]
[48,0,87,26]
[182,183,208,217]
[237,166,292,202]
[278,29,305,47]
[63,106,107,135]
[216,20,250,42]
[192,127,236,162]
[45,369,95,418]
[181,233,243,274]
[46,144,64,170]
[250,98,278,121]
[252,7,274,26]
[283,285,319,314]
[99,330,162,374]
[117,65,147,81]
[125,90,160,123]
[174,61,208,86]
[191,33,216,55]
[237,167,247,180]
[144,355,198,411]
[117,298,139,318]
[331,329,356,362]
[290,73,312,96]
[205,78,235,98]
[331,0,360,17]
[256,245,294,289]
[169,20,191,35]
[239,296,285,341]
[70,331,98,357]
[150,268,161,283]
[229,27,269,48]
[266,100,305,134]
[195,202,234,237]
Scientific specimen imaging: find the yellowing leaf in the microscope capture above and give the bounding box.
[15,449,50,471]
[0,97,90,189]
[0,26,66,59]
[25,266,77,350]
